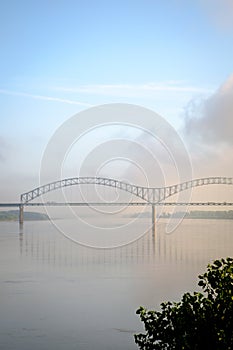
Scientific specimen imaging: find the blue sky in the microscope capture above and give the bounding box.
[1,0,233,200]
[1,1,232,85]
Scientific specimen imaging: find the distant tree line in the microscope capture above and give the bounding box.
[160,210,233,220]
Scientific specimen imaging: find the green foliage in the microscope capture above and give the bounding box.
[135,257,233,350]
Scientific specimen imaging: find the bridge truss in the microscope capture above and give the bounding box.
[20,176,233,205]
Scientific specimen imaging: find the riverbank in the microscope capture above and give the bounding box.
[0,210,49,221]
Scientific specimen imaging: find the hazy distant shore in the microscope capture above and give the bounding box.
[128,210,233,220]
[0,210,49,221]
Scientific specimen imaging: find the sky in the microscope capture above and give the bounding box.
[1,0,233,202]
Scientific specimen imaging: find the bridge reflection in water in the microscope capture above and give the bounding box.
[19,217,233,270]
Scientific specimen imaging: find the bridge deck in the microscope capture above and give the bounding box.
[1,202,233,207]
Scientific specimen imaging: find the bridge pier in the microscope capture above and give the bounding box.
[19,205,24,225]
[152,204,156,227]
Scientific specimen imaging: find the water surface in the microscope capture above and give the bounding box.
[0,218,233,350]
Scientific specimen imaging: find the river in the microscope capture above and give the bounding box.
[0,218,233,350]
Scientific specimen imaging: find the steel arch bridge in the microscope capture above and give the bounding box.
[20,176,233,205]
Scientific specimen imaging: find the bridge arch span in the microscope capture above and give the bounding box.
[20,176,233,204]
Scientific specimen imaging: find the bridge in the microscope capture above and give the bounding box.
[1,176,232,225]
[20,176,233,204]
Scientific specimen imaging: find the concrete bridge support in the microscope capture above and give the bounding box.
[19,205,24,225]
[151,205,156,237]
[152,205,156,227]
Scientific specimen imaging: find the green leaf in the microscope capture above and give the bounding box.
[134,257,233,349]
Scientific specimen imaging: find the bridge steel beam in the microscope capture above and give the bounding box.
[20,176,233,205]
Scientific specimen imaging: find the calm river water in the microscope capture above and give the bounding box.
[0,218,233,350]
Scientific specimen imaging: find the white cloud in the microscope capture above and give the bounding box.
[56,82,213,98]
[0,89,92,107]
[183,74,233,178]
[184,74,233,146]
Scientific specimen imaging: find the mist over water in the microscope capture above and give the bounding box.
[1,218,233,350]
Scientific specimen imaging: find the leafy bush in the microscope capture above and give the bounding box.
[135,257,233,350]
